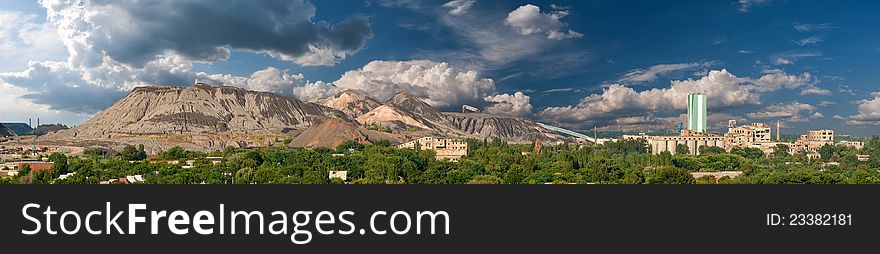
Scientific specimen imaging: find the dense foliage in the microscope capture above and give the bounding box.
[2,137,880,184]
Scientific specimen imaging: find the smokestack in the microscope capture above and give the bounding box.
[37,118,40,127]
[594,126,598,143]
[776,121,781,141]
[29,118,32,128]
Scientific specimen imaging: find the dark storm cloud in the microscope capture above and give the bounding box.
[78,0,373,67]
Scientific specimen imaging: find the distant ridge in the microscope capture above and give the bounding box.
[0,123,14,136]
[1,123,32,135]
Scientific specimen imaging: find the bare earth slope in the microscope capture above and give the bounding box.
[317,90,381,118]
[290,118,369,148]
[57,84,349,138]
[355,92,449,131]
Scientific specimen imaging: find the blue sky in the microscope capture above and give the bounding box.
[1,0,879,136]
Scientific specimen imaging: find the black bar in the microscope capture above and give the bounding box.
[0,185,876,252]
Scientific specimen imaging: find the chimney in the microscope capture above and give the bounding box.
[37,118,40,127]
[29,118,32,128]
[594,126,598,143]
[776,121,781,141]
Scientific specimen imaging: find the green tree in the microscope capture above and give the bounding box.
[336,140,365,153]
[699,146,726,155]
[18,164,31,178]
[119,145,148,161]
[373,140,391,147]
[30,168,56,184]
[818,144,845,162]
[467,175,502,184]
[731,147,764,160]
[622,168,645,184]
[47,153,69,174]
[603,139,648,154]
[159,147,188,159]
[675,144,690,155]
[648,167,695,184]
[83,148,105,158]
[502,164,528,184]
[772,144,790,158]
[445,169,471,184]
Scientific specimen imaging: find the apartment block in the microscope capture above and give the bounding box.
[398,137,468,161]
[724,123,772,150]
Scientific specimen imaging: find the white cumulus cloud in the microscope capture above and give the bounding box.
[0,11,67,71]
[539,69,815,129]
[484,92,533,117]
[197,67,306,95]
[315,60,497,109]
[840,92,880,126]
[504,4,582,40]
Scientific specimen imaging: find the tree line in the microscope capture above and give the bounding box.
[2,136,879,184]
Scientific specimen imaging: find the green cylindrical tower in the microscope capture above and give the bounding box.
[687,93,707,133]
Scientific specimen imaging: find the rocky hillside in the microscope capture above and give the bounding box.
[30,85,565,152]
[355,92,446,131]
[58,84,350,138]
[350,91,562,142]
[318,90,563,142]
[385,92,447,123]
[442,113,563,142]
[317,90,381,118]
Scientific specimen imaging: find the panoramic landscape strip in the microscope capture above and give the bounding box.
[1,85,877,184]
[1,1,879,185]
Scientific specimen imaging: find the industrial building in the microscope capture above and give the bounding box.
[621,93,725,155]
[620,90,851,158]
[647,133,726,155]
[398,137,468,161]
